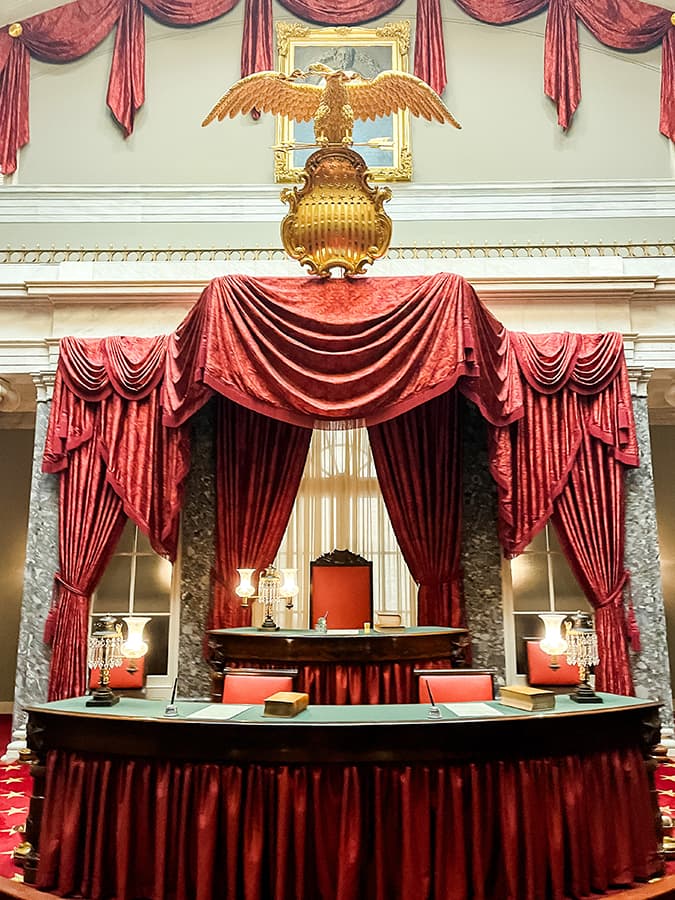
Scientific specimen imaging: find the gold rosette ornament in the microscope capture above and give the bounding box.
[203,65,460,277]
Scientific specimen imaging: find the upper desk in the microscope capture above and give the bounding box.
[206,625,469,704]
[24,695,663,900]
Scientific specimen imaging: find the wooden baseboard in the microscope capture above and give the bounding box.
[0,704,14,716]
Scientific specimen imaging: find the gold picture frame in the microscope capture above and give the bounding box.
[275,21,412,183]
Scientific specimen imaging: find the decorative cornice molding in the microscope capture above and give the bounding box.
[1,275,675,306]
[1,243,675,268]
[2,181,675,223]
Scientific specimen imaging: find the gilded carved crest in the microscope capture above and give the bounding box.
[280,146,392,278]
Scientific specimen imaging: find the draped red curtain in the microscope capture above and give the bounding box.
[46,430,127,702]
[488,332,638,693]
[552,431,634,694]
[43,336,191,699]
[38,745,658,899]
[212,397,311,629]
[368,390,464,627]
[43,274,640,698]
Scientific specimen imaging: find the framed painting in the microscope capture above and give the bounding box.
[274,21,412,183]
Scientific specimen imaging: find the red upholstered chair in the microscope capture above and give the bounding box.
[89,656,145,692]
[525,640,579,687]
[414,669,496,703]
[221,668,298,704]
[309,549,373,630]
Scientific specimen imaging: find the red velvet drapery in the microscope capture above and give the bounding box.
[46,432,127,702]
[552,431,635,694]
[38,744,658,899]
[44,273,639,700]
[3,0,675,175]
[212,397,311,629]
[368,390,464,628]
[43,336,191,700]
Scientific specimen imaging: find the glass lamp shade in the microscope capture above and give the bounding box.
[538,613,568,663]
[121,616,150,659]
[235,568,256,607]
[281,568,299,608]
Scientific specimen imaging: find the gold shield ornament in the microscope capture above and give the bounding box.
[280,147,392,278]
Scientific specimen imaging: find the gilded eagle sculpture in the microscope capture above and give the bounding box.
[202,64,461,145]
[202,65,461,277]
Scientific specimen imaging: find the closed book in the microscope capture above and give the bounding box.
[499,685,555,712]
[263,691,309,718]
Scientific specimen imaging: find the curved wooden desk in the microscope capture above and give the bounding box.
[23,696,662,900]
[207,626,469,704]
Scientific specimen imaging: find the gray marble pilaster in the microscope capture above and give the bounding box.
[12,378,58,735]
[461,398,506,683]
[177,399,216,699]
[625,372,673,725]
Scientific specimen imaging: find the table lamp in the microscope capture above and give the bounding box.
[235,565,298,629]
[121,616,150,674]
[537,613,568,669]
[87,615,124,706]
[565,611,602,703]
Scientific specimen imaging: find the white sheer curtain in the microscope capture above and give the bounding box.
[274,428,416,628]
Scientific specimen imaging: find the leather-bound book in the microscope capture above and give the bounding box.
[499,685,555,711]
[263,691,309,717]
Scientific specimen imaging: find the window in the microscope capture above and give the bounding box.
[275,428,415,627]
[502,523,591,680]
[91,521,178,690]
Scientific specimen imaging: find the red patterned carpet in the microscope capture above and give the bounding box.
[0,717,30,882]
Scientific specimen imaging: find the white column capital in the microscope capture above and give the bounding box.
[32,372,55,402]
[626,366,654,398]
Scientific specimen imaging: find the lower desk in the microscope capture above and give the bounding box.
[25,695,662,900]
[207,626,469,704]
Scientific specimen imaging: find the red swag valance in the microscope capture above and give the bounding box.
[43,273,639,700]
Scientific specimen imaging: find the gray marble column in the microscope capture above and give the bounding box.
[625,369,673,726]
[461,398,506,682]
[11,375,58,736]
[177,399,216,699]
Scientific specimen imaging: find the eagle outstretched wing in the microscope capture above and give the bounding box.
[202,71,322,127]
[345,72,461,128]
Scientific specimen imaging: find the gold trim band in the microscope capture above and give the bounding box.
[0,243,674,264]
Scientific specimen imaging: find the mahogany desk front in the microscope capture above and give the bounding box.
[206,625,469,704]
[23,695,662,900]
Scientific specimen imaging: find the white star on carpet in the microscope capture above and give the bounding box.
[0,826,22,835]
[1,766,21,772]
[0,778,23,785]
[4,808,27,817]
[1,792,25,799]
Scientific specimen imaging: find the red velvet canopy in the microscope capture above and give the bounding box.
[43,273,640,700]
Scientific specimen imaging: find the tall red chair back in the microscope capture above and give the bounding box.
[310,549,372,629]
[415,670,495,703]
[89,657,145,690]
[222,672,294,704]
[526,640,578,686]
